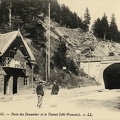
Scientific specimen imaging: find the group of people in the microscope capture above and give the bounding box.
[36,80,59,108]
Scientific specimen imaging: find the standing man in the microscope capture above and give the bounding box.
[51,81,59,95]
[51,81,59,107]
[36,81,44,108]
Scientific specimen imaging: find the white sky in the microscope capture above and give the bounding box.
[57,0,120,30]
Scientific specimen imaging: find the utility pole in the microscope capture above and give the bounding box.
[48,3,51,78]
[45,3,51,83]
[45,37,48,83]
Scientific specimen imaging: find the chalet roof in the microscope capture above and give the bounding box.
[0,30,36,62]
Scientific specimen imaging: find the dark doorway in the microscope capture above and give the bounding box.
[13,76,18,94]
[103,63,120,89]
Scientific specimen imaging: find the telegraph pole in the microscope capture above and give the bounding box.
[48,3,51,78]
[45,3,51,82]
[45,39,48,83]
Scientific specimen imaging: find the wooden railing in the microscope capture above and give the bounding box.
[2,57,26,69]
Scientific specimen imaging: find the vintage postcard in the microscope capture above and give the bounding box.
[0,0,120,120]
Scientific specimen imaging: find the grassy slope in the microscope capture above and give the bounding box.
[26,28,100,88]
[26,18,120,88]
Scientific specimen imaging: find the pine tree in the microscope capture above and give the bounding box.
[0,0,10,29]
[108,14,118,41]
[83,7,91,31]
[52,40,67,69]
[100,13,109,39]
[60,4,71,27]
[92,18,101,38]
[92,14,109,40]
[50,0,61,23]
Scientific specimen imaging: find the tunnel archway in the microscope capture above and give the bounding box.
[103,63,120,89]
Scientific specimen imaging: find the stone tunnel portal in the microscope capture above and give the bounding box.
[103,63,120,89]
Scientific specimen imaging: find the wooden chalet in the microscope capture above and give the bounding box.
[0,30,36,95]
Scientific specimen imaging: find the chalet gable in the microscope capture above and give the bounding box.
[0,30,36,64]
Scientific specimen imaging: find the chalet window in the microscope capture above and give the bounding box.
[24,78,28,86]
[9,50,15,58]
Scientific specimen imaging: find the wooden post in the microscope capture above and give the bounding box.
[31,65,34,91]
[46,44,48,82]
[88,58,89,80]
[4,75,11,95]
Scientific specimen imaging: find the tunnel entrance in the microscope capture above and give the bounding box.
[103,63,120,89]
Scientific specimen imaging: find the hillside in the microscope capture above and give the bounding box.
[0,0,120,89]
[53,25,120,59]
[27,40,100,89]
[32,18,120,88]
[24,19,102,88]
[44,18,120,59]
[25,17,120,89]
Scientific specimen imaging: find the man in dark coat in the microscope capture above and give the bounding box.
[51,81,59,107]
[51,81,59,95]
[36,81,44,108]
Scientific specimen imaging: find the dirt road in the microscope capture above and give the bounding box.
[0,86,120,120]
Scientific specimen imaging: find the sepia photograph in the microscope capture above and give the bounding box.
[0,0,120,120]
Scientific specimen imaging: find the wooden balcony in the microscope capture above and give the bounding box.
[2,57,26,77]
[2,57,26,68]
